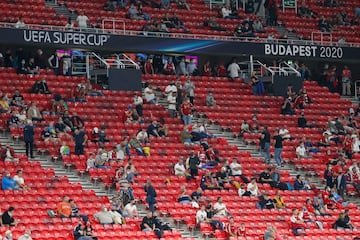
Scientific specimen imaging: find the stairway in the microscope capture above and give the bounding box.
[44,0,77,21]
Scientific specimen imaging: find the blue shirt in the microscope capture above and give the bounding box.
[2,177,16,190]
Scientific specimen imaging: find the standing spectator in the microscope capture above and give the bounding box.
[23,120,34,159]
[186,59,197,76]
[15,16,25,28]
[324,164,334,188]
[71,112,84,129]
[336,169,346,198]
[73,128,87,155]
[144,180,157,212]
[341,66,352,96]
[133,93,143,117]
[181,98,193,125]
[163,58,176,75]
[184,76,195,104]
[48,51,59,75]
[260,126,271,164]
[227,58,240,81]
[144,58,154,74]
[76,12,89,30]
[273,129,283,167]
[187,151,200,178]
[167,91,177,118]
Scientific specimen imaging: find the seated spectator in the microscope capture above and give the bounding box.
[174,157,189,176]
[136,128,149,144]
[162,13,175,28]
[10,89,25,108]
[170,12,188,32]
[318,16,330,31]
[141,211,162,239]
[178,0,190,10]
[129,134,143,155]
[19,229,33,240]
[71,84,86,102]
[238,183,251,197]
[206,91,216,107]
[2,207,16,226]
[200,170,220,190]
[177,185,192,204]
[31,78,51,94]
[221,5,240,19]
[160,0,170,9]
[294,175,305,190]
[57,196,72,218]
[52,97,68,115]
[298,112,311,128]
[147,120,167,138]
[26,58,39,75]
[241,22,255,38]
[333,211,353,229]
[27,102,43,122]
[273,190,286,209]
[128,4,147,20]
[94,206,116,224]
[229,158,249,183]
[281,97,295,115]
[191,187,205,204]
[233,24,243,37]
[55,118,69,136]
[180,126,192,145]
[247,178,260,196]
[253,19,265,33]
[41,125,57,143]
[214,197,230,216]
[1,144,18,162]
[94,148,110,168]
[298,3,317,18]
[205,17,226,31]
[216,167,230,189]
[296,142,309,158]
[290,209,306,236]
[186,58,197,76]
[13,170,27,190]
[69,199,88,221]
[123,200,138,217]
[1,170,17,190]
[258,193,275,209]
[73,220,98,240]
[16,109,27,126]
[259,168,276,187]
[15,16,26,28]
[104,0,115,11]
[144,84,158,104]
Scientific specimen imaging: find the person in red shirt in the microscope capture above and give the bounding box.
[163,59,176,75]
[238,223,246,237]
[225,217,238,238]
[216,62,227,77]
[181,98,193,125]
[202,60,211,77]
[144,58,154,74]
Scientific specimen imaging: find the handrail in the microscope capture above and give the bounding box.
[121,54,140,70]
[311,31,333,45]
[254,60,275,77]
[102,18,126,34]
[1,21,359,48]
[355,80,360,99]
[279,61,301,77]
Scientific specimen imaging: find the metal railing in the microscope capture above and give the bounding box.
[355,80,360,99]
[102,18,125,35]
[279,61,301,77]
[1,22,359,48]
[311,31,333,45]
[86,52,110,81]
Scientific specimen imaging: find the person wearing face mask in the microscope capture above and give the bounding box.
[3,230,13,240]
[94,205,115,224]
[1,171,17,190]
[296,141,309,158]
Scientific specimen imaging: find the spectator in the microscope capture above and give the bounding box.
[260,126,271,164]
[180,126,192,145]
[133,93,143,117]
[1,144,17,162]
[258,193,275,209]
[241,22,255,38]
[206,17,227,31]
[227,58,241,81]
[69,199,88,221]
[76,12,89,30]
[273,129,283,167]
[318,16,330,31]
[26,58,39,75]
[167,91,177,118]
[187,151,200,178]
[186,59,197,76]
[141,211,162,239]
[221,5,240,19]
[338,36,347,46]
[129,134,144,155]
[281,97,295,115]
[136,128,149,144]
[259,168,276,187]
[144,180,157,212]
[290,209,306,236]
[184,76,195,104]
[94,206,116,224]
[13,170,27,190]
[174,157,188,176]
[57,196,72,218]
[341,66,352,96]
[253,19,265,33]
[336,169,346,198]
[273,190,286,209]
[2,207,16,226]
[144,84,158,104]
[229,158,249,183]
[73,128,88,155]
[202,60,212,77]
[123,200,138,217]
[298,3,317,18]
[296,141,309,158]
[147,120,167,138]
[1,171,17,190]
[160,0,170,9]
[206,91,216,107]
[181,98,194,125]
[333,212,353,229]
[247,178,260,196]
[213,197,230,216]
[178,0,190,10]
[216,167,230,189]
[294,175,305,190]
[104,0,116,11]
[18,230,32,240]
[23,120,34,159]
[15,16,25,29]
[27,102,43,122]
[10,89,25,108]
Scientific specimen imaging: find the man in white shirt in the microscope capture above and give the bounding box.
[15,17,25,29]
[279,126,291,140]
[247,178,260,196]
[18,229,32,240]
[174,158,188,176]
[196,205,207,224]
[213,197,229,216]
[167,92,177,118]
[133,93,143,117]
[87,153,96,170]
[123,200,138,217]
[165,82,177,96]
[76,12,89,30]
[296,142,308,158]
[227,58,240,81]
[13,170,26,189]
[144,84,157,104]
